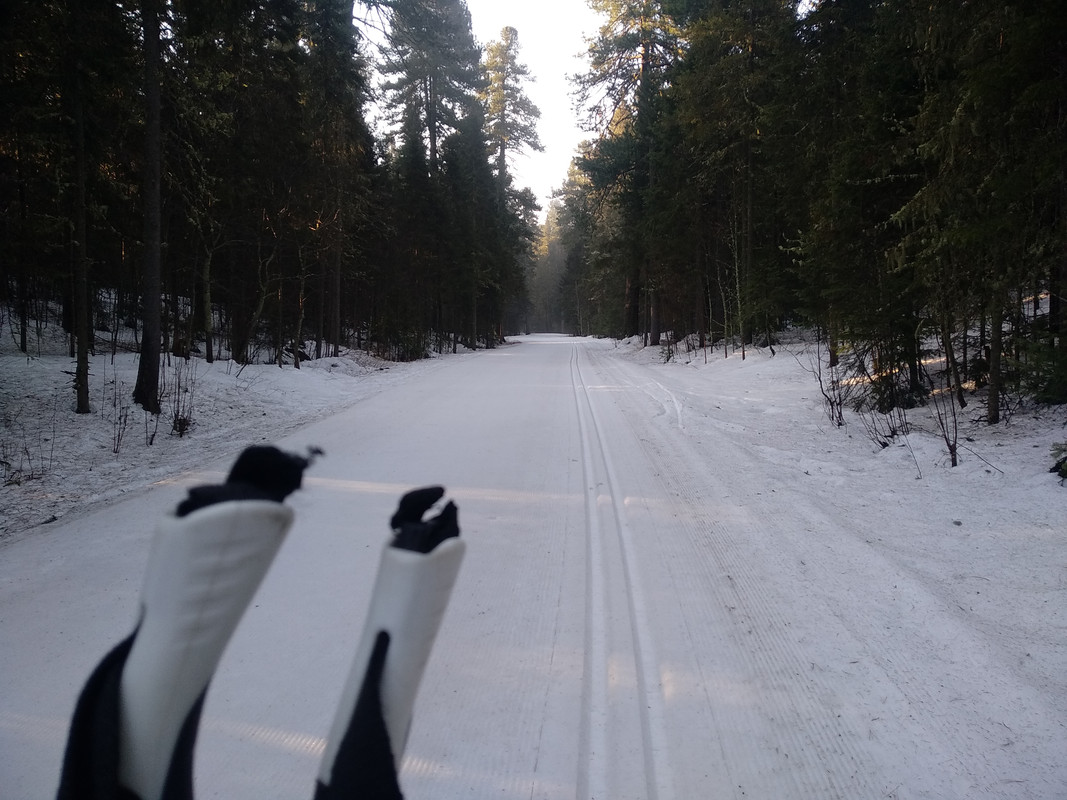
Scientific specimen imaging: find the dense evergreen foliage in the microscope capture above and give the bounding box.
[4,0,1064,426]
[535,0,1066,422]
[0,0,539,412]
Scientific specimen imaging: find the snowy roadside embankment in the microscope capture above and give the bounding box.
[1,339,455,540]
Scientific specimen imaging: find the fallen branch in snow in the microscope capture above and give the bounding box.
[958,442,1004,475]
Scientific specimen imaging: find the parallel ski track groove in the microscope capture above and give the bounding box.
[605,353,1002,795]
[621,348,1060,798]
[589,347,883,798]
[572,346,611,800]
[571,346,675,800]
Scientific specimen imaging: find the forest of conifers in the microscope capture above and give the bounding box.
[2,0,541,414]
[531,0,1066,426]
[1,0,1065,426]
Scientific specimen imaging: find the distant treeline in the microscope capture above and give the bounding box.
[534,0,1065,422]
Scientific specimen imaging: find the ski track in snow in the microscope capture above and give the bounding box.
[573,346,879,799]
[571,345,674,799]
[583,342,1066,799]
[590,348,887,798]
[1,334,1065,799]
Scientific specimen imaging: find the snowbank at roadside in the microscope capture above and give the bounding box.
[0,328,454,540]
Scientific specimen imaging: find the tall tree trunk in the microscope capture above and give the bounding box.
[942,315,967,409]
[1053,179,1067,346]
[69,8,91,413]
[276,284,284,367]
[827,309,840,368]
[425,75,438,171]
[497,141,507,192]
[201,248,214,363]
[987,299,1005,425]
[623,268,641,338]
[905,321,922,396]
[133,0,162,414]
[16,137,29,353]
[469,286,477,349]
[330,232,341,357]
[648,280,661,346]
[315,268,325,360]
[741,148,753,361]
[294,272,307,369]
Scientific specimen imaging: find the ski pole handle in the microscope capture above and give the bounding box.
[119,501,293,800]
[317,491,464,792]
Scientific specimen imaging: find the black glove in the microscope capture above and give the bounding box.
[389,486,459,554]
[176,445,322,517]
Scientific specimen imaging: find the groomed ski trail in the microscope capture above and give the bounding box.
[573,344,884,799]
[2,335,1064,799]
[571,346,675,800]
[581,342,1065,799]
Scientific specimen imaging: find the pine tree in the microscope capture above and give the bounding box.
[482,26,542,189]
[575,0,681,339]
[302,0,374,359]
[382,0,483,171]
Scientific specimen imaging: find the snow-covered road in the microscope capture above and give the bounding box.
[2,335,1064,798]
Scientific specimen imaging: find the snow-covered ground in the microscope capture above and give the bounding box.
[1,329,1065,798]
[0,328,455,540]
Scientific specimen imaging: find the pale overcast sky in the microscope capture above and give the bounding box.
[465,1,603,217]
